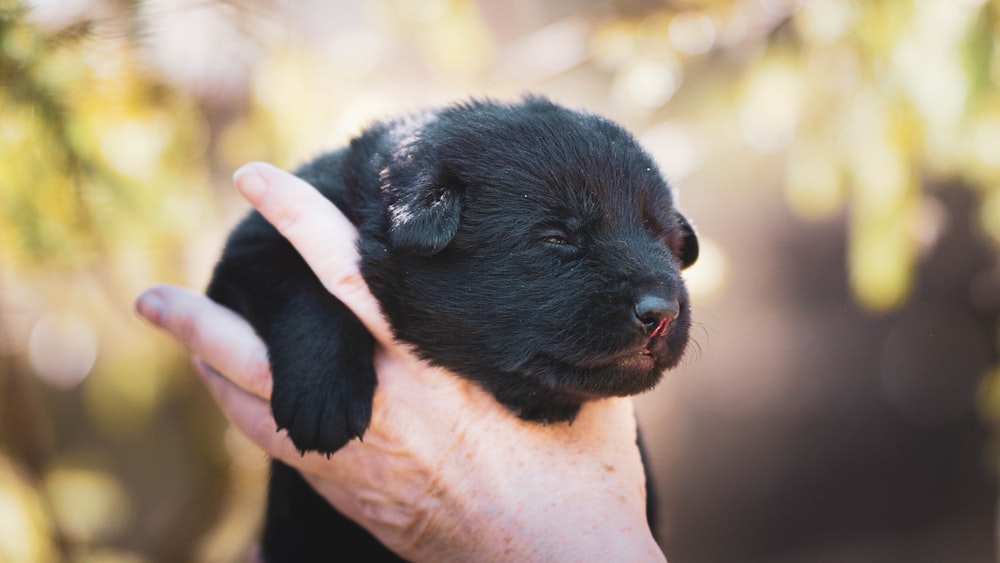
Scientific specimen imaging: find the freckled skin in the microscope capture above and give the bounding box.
[207,96,698,561]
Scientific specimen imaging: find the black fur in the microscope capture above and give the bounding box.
[207,96,698,561]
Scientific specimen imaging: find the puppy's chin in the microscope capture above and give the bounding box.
[529,351,669,399]
[588,360,667,397]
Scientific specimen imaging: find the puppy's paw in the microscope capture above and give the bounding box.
[269,359,376,456]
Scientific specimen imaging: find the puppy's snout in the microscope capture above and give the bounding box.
[634,295,679,338]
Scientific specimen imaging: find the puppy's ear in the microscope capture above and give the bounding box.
[387,180,462,256]
[378,115,463,256]
[675,213,699,269]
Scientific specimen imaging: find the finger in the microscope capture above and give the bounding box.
[232,162,393,344]
[193,359,305,462]
[135,284,272,400]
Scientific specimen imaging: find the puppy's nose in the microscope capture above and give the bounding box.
[634,295,679,338]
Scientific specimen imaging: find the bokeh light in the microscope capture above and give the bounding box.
[668,11,716,56]
[738,59,801,154]
[0,457,56,563]
[43,465,131,543]
[681,237,728,302]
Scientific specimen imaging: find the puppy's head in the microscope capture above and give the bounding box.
[361,96,698,406]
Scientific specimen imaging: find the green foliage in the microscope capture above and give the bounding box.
[0,3,208,270]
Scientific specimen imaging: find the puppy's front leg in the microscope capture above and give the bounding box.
[207,218,375,455]
[266,281,375,454]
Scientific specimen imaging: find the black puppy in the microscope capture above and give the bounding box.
[207,96,698,561]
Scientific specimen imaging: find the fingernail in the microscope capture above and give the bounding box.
[233,164,267,201]
[135,290,165,325]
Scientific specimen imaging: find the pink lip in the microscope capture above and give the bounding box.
[572,340,662,370]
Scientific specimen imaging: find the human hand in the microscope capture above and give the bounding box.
[135,162,665,562]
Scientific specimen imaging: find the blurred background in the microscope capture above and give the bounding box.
[1,0,999,561]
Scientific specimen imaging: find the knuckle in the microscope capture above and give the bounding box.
[171,308,205,352]
[278,214,311,246]
[241,349,273,398]
[264,196,303,236]
[250,411,281,443]
[330,269,369,300]
[355,491,427,533]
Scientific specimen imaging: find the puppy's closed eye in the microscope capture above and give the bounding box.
[542,234,573,246]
